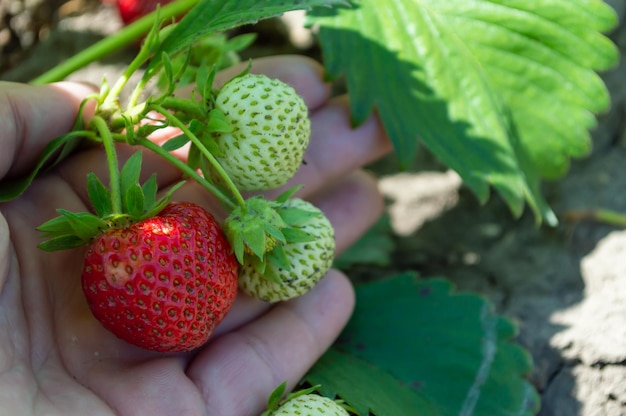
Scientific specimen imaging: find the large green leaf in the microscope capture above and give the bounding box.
[306,274,540,415]
[148,0,346,73]
[308,0,618,223]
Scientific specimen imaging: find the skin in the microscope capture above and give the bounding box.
[0,56,392,416]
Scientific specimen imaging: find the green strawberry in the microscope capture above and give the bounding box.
[236,198,335,302]
[209,73,311,191]
[272,394,351,416]
[262,383,352,416]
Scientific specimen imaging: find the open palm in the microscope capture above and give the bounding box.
[0,56,390,416]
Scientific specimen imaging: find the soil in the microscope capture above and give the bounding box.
[1,1,625,415]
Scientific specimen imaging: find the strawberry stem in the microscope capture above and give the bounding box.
[135,137,237,211]
[91,115,123,214]
[150,103,247,209]
[29,0,199,85]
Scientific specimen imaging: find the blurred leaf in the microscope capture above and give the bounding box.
[306,273,540,416]
[309,0,618,224]
[334,214,394,269]
[308,349,440,416]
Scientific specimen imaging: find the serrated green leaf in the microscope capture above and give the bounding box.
[307,273,540,416]
[87,173,113,218]
[147,0,347,75]
[309,0,618,224]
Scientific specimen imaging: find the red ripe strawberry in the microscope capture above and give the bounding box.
[114,0,174,25]
[81,201,238,352]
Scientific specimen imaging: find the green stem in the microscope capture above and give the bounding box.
[91,116,123,214]
[160,97,206,120]
[135,138,237,211]
[150,103,247,208]
[594,209,626,227]
[30,0,199,85]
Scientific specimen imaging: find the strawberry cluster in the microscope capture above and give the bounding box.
[32,16,335,353]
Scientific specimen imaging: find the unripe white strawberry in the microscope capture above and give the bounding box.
[211,73,311,191]
[272,394,350,416]
[238,198,335,302]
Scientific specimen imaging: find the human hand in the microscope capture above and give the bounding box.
[0,56,391,416]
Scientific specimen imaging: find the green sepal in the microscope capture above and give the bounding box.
[224,59,252,85]
[264,381,288,414]
[38,235,88,252]
[142,180,186,220]
[243,226,267,260]
[122,114,137,144]
[57,210,107,242]
[277,206,321,226]
[38,215,78,237]
[159,51,178,96]
[254,255,281,284]
[266,244,291,272]
[263,222,287,245]
[124,183,145,218]
[223,196,288,265]
[120,151,143,193]
[162,134,190,151]
[231,233,246,264]
[281,228,315,244]
[87,172,112,218]
[142,173,158,209]
[195,63,216,103]
[205,108,233,133]
[136,120,167,140]
[274,185,303,204]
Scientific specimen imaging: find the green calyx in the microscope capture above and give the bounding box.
[223,187,319,280]
[261,382,357,416]
[38,151,184,252]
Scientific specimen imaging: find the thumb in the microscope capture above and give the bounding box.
[0,81,96,180]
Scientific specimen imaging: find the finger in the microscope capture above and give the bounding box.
[0,81,96,180]
[187,269,355,416]
[261,95,392,200]
[210,169,383,336]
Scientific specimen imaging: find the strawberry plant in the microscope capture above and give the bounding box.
[0,0,619,414]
